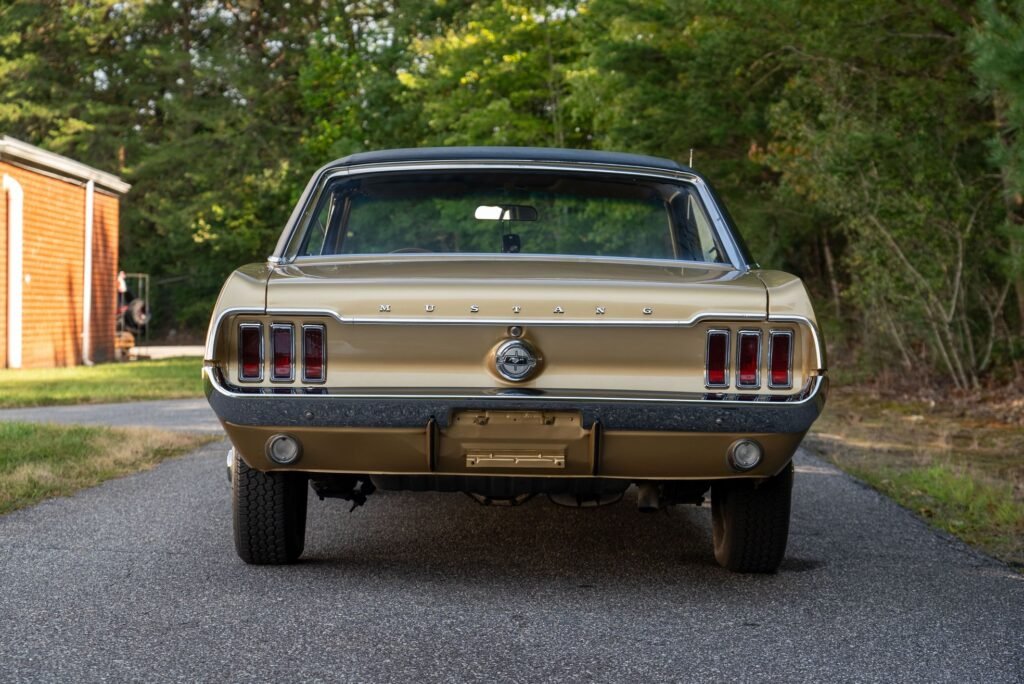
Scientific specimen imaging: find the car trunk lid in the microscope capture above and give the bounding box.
[265,255,767,323]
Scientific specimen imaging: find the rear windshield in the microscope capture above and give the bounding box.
[295,170,726,263]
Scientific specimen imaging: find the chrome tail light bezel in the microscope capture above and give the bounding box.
[768,329,794,389]
[269,323,296,382]
[237,322,264,383]
[704,329,731,389]
[736,329,762,390]
[301,323,327,384]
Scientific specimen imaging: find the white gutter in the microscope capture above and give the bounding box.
[3,174,23,369]
[0,136,130,195]
[82,180,94,365]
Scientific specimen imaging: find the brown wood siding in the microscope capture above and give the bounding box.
[0,161,120,368]
[0,168,6,367]
[91,191,119,362]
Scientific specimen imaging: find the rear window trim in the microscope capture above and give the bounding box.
[278,161,750,270]
[294,168,727,265]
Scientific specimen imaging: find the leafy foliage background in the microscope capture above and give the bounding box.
[1,0,1021,386]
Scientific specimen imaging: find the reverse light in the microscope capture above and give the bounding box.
[737,330,761,389]
[769,330,794,389]
[728,439,763,471]
[705,330,730,388]
[266,434,301,465]
[238,323,263,382]
[270,323,294,381]
[302,324,326,383]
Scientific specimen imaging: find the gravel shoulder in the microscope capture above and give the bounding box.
[0,441,1020,682]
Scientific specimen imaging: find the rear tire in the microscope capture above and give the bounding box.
[232,451,308,564]
[711,462,793,573]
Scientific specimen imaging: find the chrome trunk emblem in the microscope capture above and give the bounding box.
[495,339,539,382]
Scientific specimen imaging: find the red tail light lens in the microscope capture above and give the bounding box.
[270,324,294,381]
[302,325,326,383]
[705,330,729,388]
[769,330,793,388]
[238,323,263,381]
[737,330,761,388]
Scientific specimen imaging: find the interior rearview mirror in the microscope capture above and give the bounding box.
[474,204,538,221]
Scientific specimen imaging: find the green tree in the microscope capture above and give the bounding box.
[971,0,1024,340]
[2,0,1020,384]
[757,1,1008,387]
[1,1,333,329]
[396,0,587,148]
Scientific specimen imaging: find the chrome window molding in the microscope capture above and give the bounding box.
[237,322,264,383]
[273,160,750,271]
[301,323,327,384]
[269,323,295,383]
[286,251,742,272]
[704,328,731,389]
[735,329,762,390]
[768,329,795,390]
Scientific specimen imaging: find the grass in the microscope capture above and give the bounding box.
[807,385,1024,569]
[0,357,203,408]
[0,421,215,515]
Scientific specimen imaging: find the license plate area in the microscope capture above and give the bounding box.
[439,410,592,475]
[466,451,565,469]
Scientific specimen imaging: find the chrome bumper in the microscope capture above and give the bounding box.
[203,366,827,435]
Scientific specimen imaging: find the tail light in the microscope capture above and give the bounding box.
[238,323,263,382]
[705,330,730,388]
[302,324,326,383]
[769,330,793,388]
[270,323,294,381]
[736,330,761,389]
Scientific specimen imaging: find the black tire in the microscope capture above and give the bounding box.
[232,452,308,565]
[711,462,793,573]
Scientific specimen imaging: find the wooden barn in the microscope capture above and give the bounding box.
[0,136,130,368]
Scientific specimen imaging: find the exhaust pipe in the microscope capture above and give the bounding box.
[636,482,660,513]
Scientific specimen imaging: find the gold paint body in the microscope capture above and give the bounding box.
[222,421,804,480]
[207,256,826,480]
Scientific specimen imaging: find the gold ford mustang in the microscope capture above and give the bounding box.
[204,147,828,572]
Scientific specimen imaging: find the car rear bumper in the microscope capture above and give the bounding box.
[204,366,826,432]
[204,366,826,479]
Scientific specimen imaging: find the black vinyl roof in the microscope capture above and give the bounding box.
[331,146,691,173]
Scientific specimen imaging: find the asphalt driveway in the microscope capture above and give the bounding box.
[0,431,1020,682]
[0,398,222,433]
